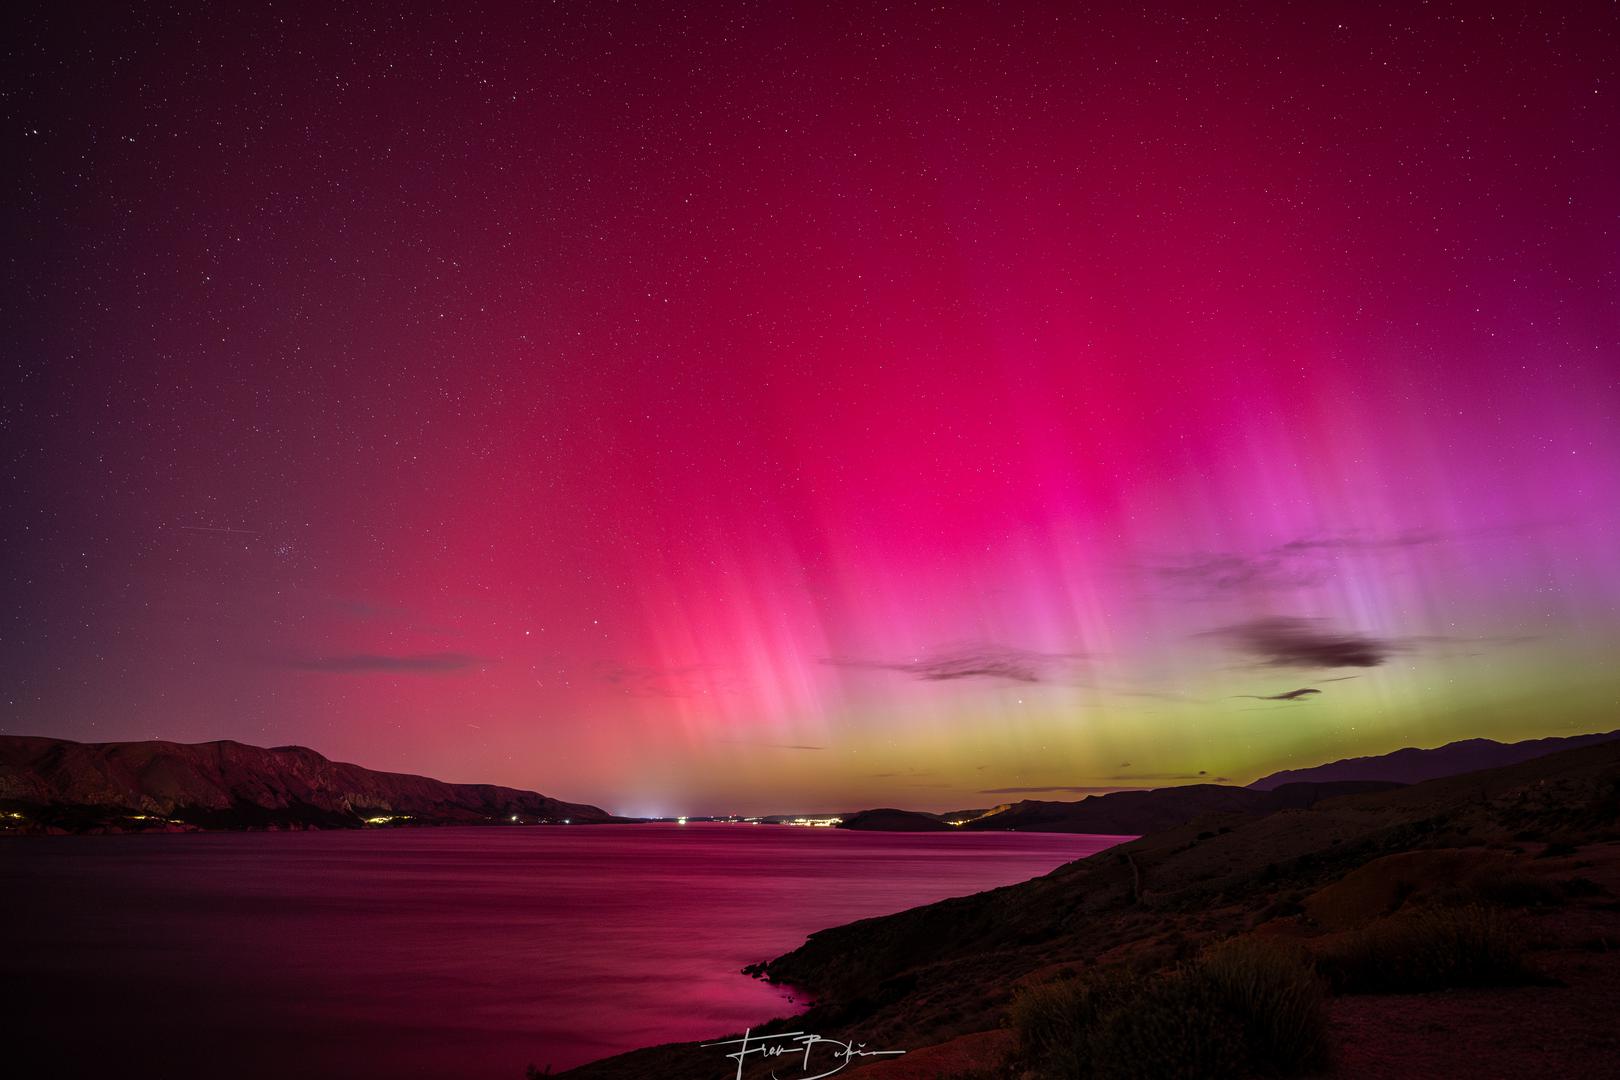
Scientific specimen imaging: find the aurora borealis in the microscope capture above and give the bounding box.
[5,2,1618,816]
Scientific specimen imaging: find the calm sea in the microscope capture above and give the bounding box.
[1,823,1123,1079]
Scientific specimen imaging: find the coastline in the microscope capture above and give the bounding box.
[561,741,1620,1080]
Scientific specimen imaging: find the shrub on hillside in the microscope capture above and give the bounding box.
[1008,968,1142,1079]
[1469,869,1564,908]
[1087,971,1249,1079]
[1319,904,1536,993]
[1010,937,1329,1079]
[1197,938,1331,1074]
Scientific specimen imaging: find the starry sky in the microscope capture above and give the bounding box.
[4,2,1618,815]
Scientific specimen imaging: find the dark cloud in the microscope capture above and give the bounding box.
[1234,687,1323,701]
[1274,530,1438,554]
[1156,530,1441,596]
[823,642,1085,685]
[1158,552,1327,594]
[1203,616,1394,669]
[289,651,486,674]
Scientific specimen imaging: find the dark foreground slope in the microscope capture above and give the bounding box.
[564,738,1620,1080]
[0,735,620,831]
[1249,728,1620,789]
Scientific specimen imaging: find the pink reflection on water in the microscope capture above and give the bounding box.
[2,824,1125,1079]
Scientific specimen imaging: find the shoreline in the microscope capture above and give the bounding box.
[561,742,1620,1080]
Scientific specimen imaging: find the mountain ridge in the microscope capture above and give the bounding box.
[950,780,1400,833]
[1247,728,1620,790]
[0,734,622,831]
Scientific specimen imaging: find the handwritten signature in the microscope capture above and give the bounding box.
[703,1028,905,1080]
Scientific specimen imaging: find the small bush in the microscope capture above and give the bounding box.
[1319,904,1535,993]
[1198,938,1330,1074]
[1090,972,1248,1079]
[1563,876,1607,898]
[1008,979,1080,1073]
[1009,968,1142,1079]
[1010,938,1328,1079]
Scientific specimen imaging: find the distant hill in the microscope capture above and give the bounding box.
[0,735,621,832]
[1248,729,1620,790]
[959,780,1400,834]
[838,807,954,831]
[834,733,1620,835]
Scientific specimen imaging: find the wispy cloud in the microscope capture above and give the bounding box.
[1202,616,1394,669]
[598,662,739,698]
[1234,687,1323,702]
[1155,529,1440,597]
[823,642,1085,685]
[1274,531,1441,554]
[1157,552,1328,594]
[289,651,487,674]
[1405,633,1540,658]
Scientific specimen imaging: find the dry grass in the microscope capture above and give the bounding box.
[1317,903,1538,993]
[1010,937,1329,1079]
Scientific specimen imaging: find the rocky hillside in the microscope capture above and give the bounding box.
[0,735,620,831]
[1248,729,1620,789]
